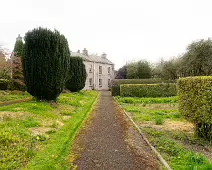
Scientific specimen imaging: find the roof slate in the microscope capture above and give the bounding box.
[71,52,114,65]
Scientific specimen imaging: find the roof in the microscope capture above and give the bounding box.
[71,52,114,65]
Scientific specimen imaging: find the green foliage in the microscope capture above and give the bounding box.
[154,58,180,80]
[115,65,127,79]
[180,39,212,77]
[66,57,86,92]
[127,60,152,79]
[178,76,212,140]
[0,79,9,90]
[23,27,70,101]
[14,40,24,57]
[120,84,177,97]
[154,39,212,79]
[154,116,164,125]
[111,78,175,96]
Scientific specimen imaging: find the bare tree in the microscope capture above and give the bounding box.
[0,44,12,79]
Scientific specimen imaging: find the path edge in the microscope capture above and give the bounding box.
[68,91,100,169]
[114,98,172,170]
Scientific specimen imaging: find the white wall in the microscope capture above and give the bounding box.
[83,61,114,90]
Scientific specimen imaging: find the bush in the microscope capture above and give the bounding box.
[178,76,212,140]
[8,79,26,91]
[111,78,176,96]
[23,27,70,101]
[66,57,86,92]
[0,79,9,90]
[120,84,177,97]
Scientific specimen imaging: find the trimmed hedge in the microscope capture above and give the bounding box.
[178,76,212,140]
[120,84,177,97]
[0,79,9,90]
[111,78,176,96]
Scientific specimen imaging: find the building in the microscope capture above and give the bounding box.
[71,48,115,90]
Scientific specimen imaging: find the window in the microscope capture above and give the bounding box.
[108,67,110,74]
[108,79,110,87]
[89,65,92,73]
[99,66,102,74]
[99,79,102,87]
[89,78,92,86]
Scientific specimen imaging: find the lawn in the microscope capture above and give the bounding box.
[0,91,98,170]
[115,96,212,170]
[0,90,31,103]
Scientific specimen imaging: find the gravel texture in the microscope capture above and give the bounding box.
[72,91,159,170]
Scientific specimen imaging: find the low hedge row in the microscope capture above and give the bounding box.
[111,78,176,96]
[0,79,9,90]
[120,83,177,97]
[178,76,212,140]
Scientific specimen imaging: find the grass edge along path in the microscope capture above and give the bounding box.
[114,99,172,170]
[23,92,99,170]
[115,97,212,170]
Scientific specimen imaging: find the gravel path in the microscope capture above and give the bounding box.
[72,91,159,170]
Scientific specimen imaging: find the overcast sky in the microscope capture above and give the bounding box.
[1,0,212,69]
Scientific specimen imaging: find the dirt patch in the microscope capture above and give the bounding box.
[140,103,178,111]
[140,120,194,133]
[29,127,55,136]
[41,120,64,128]
[62,116,72,121]
[0,111,26,121]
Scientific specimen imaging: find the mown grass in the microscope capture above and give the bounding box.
[116,96,212,170]
[115,96,178,104]
[0,90,31,103]
[0,91,98,170]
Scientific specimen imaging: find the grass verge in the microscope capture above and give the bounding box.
[0,90,31,103]
[0,91,98,170]
[116,96,212,170]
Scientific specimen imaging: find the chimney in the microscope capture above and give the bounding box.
[102,52,107,59]
[77,49,80,53]
[83,48,88,56]
[16,34,22,41]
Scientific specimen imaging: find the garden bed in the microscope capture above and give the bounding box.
[0,91,98,170]
[115,96,212,170]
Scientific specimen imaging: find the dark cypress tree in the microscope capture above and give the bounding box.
[12,37,25,91]
[23,27,70,101]
[14,40,23,57]
[66,57,86,92]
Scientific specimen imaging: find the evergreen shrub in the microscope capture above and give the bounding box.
[66,57,86,92]
[23,27,70,101]
[178,76,212,140]
[120,83,177,97]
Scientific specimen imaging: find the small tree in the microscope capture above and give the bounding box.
[23,27,70,101]
[0,47,11,79]
[12,38,25,91]
[127,60,152,79]
[66,57,86,92]
[115,65,127,79]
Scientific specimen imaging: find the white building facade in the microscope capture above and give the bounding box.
[71,48,114,90]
